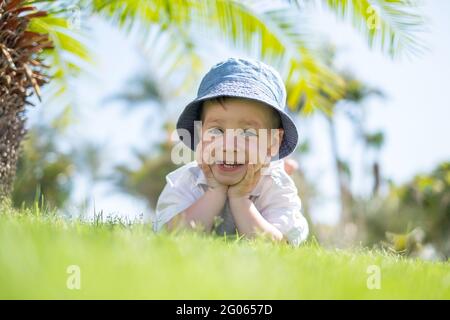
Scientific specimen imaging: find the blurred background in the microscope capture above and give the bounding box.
[6,0,450,260]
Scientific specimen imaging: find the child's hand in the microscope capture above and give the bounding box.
[228,164,262,199]
[196,140,228,193]
[201,162,229,193]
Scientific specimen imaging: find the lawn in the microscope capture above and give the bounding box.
[0,206,449,299]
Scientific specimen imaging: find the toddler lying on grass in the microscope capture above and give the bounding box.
[154,58,308,246]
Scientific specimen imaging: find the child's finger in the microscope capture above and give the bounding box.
[255,161,264,172]
[244,164,256,184]
[200,162,214,178]
[252,164,261,181]
[251,167,261,188]
[245,164,261,191]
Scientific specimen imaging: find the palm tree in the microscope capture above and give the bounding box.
[0,1,52,200]
[0,0,425,202]
[87,0,425,109]
[308,46,385,234]
[330,77,385,227]
[0,0,88,201]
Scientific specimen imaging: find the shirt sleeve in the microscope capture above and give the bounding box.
[153,168,201,232]
[256,169,309,247]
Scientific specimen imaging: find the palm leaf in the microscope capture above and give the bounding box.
[86,0,345,114]
[25,0,425,115]
[303,0,426,57]
[26,0,90,108]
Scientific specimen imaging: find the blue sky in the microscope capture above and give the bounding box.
[28,1,450,224]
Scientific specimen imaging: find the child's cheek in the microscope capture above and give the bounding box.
[200,136,224,162]
[247,137,270,164]
[201,131,214,145]
[234,138,267,164]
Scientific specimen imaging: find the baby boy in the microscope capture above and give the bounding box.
[153,58,308,246]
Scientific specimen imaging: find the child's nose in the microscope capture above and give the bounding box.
[224,130,236,149]
[221,131,250,163]
[221,131,234,163]
[223,130,250,151]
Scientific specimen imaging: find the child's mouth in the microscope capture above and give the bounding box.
[216,162,245,172]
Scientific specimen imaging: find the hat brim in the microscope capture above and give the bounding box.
[176,94,299,159]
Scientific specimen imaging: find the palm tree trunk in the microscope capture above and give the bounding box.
[0,106,26,200]
[294,165,316,237]
[326,116,353,226]
[0,0,51,201]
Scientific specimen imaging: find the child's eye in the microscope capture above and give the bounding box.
[207,127,223,136]
[243,128,258,137]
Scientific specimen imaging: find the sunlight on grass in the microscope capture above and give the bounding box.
[0,207,449,299]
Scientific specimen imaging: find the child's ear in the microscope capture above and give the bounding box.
[269,128,284,157]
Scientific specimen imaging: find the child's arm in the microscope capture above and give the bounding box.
[167,188,226,232]
[228,197,284,241]
[228,164,285,242]
[233,164,308,247]
[167,163,228,232]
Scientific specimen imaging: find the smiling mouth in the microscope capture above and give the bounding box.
[216,162,245,172]
[222,163,242,168]
[216,161,244,166]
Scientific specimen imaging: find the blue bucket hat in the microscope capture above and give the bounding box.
[176,57,299,159]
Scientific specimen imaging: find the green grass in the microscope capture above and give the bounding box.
[0,207,449,299]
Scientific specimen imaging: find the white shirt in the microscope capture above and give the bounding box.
[153,160,309,246]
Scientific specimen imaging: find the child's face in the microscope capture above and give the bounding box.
[199,98,283,186]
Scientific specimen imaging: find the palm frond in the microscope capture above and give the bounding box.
[87,0,345,114]
[27,0,90,107]
[201,0,346,113]
[313,0,426,57]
